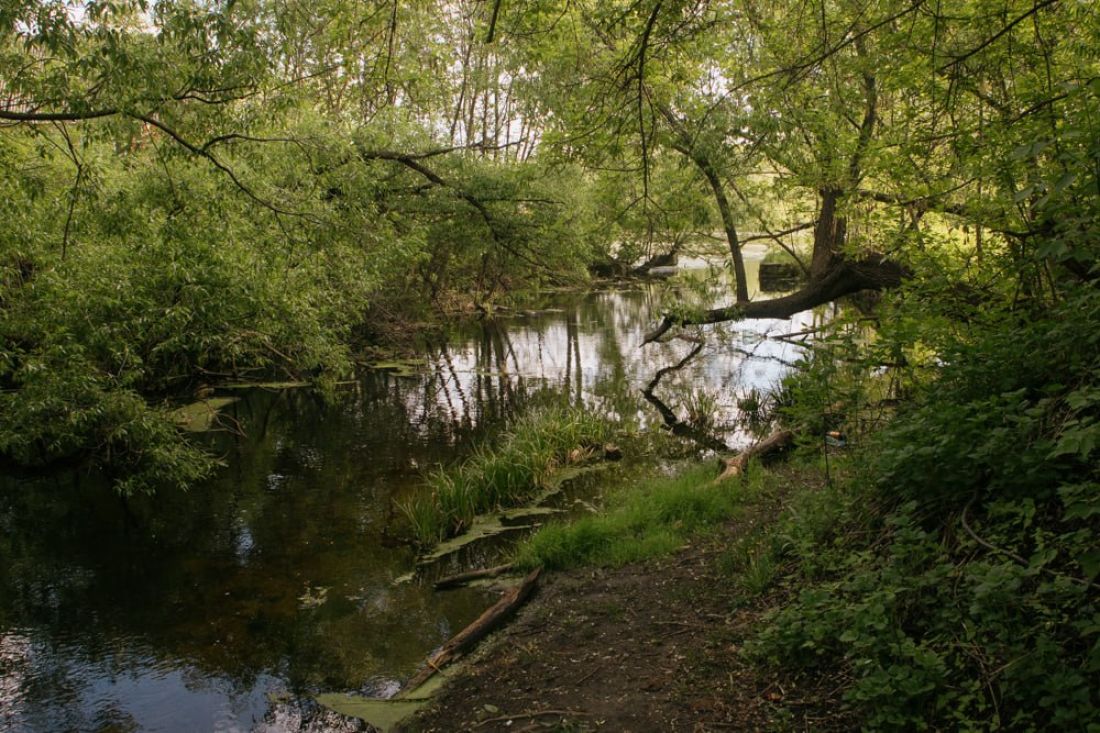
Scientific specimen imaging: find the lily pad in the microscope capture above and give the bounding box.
[221,380,310,390]
[170,397,239,432]
[368,359,427,378]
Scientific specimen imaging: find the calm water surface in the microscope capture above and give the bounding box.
[0,250,815,732]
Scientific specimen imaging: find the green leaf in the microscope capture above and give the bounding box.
[1078,551,1100,581]
[1053,172,1077,194]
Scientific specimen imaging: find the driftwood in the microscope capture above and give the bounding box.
[404,568,541,692]
[433,563,516,590]
[716,429,795,483]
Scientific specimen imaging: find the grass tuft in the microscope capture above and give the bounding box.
[398,405,614,545]
[514,464,770,570]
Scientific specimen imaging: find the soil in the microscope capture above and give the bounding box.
[403,532,845,732]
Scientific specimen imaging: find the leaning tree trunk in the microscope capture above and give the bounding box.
[641,55,903,343]
[701,162,750,303]
[643,186,906,344]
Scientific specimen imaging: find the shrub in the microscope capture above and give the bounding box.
[752,286,1100,730]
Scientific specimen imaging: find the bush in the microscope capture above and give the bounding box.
[752,286,1100,730]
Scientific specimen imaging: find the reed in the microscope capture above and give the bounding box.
[514,464,753,570]
[399,405,614,545]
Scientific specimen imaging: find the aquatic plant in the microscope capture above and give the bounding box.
[399,405,615,545]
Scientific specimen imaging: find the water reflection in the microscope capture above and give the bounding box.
[0,249,816,732]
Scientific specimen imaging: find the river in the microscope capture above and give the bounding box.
[0,247,815,732]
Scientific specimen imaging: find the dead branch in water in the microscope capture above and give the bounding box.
[641,341,729,452]
[433,563,517,590]
[403,568,541,693]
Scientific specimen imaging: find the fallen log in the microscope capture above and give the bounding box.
[404,568,541,693]
[716,429,795,483]
[433,563,516,590]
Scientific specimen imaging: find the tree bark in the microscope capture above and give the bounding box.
[643,254,906,343]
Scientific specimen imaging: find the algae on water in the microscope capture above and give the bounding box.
[315,694,425,733]
[368,359,427,378]
[416,515,534,566]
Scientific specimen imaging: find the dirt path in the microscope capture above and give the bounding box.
[404,537,840,732]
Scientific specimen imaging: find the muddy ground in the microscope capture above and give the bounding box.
[402,531,846,733]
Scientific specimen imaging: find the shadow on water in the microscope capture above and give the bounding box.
[0,249,819,732]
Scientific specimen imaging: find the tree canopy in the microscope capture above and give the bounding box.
[1,0,1097,490]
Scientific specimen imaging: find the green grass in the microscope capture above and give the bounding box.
[399,405,614,545]
[514,464,773,570]
[716,530,781,596]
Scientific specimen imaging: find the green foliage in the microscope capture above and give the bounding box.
[0,124,381,492]
[398,405,615,545]
[515,464,762,571]
[774,318,896,446]
[752,287,1100,730]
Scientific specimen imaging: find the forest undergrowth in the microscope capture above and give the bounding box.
[499,282,1100,730]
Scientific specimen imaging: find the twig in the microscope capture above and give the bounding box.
[573,666,601,686]
[474,710,591,728]
[770,326,821,341]
[937,0,1059,73]
[434,563,516,590]
[485,0,503,43]
[641,341,730,452]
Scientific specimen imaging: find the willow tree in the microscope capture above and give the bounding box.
[495,0,1099,336]
[0,0,600,491]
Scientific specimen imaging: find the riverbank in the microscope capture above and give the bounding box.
[402,462,846,732]
[0,270,810,732]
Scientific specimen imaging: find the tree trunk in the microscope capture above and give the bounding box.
[811,188,846,279]
[643,255,906,343]
[700,163,750,303]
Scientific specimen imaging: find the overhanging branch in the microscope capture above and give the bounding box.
[643,255,906,344]
[356,147,550,272]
